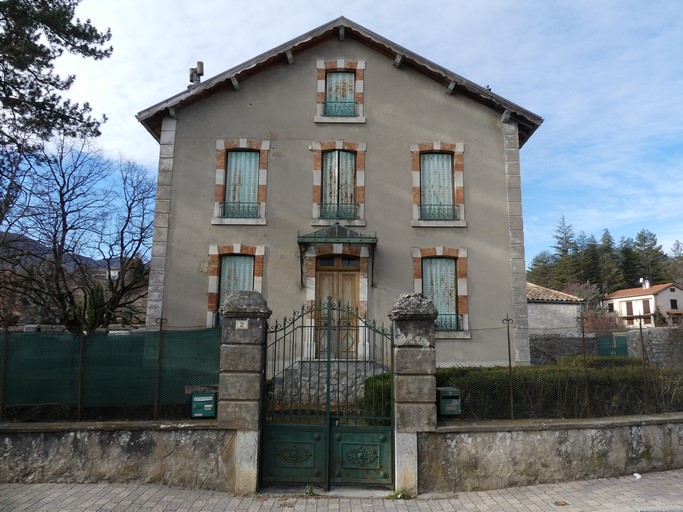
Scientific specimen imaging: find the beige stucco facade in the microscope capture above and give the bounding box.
[138,19,542,366]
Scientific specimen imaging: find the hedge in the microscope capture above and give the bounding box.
[365,363,683,421]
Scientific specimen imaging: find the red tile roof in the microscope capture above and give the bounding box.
[606,283,674,300]
[527,283,583,303]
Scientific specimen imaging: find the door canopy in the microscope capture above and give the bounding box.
[297,223,377,286]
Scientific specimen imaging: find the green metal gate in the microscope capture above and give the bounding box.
[261,298,393,488]
[597,333,629,356]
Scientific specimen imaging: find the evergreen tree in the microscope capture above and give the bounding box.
[600,228,615,252]
[550,216,579,288]
[633,229,668,284]
[575,233,600,285]
[526,250,556,288]
[597,229,623,293]
[597,252,624,294]
[552,215,577,256]
[0,0,112,150]
[667,240,683,287]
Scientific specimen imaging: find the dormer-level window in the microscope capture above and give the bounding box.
[325,72,356,117]
[315,60,365,123]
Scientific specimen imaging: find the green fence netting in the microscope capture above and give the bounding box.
[0,328,221,422]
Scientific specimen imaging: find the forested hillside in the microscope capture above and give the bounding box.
[527,216,683,308]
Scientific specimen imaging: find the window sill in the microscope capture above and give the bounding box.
[314,115,366,124]
[411,220,467,228]
[436,331,472,340]
[312,218,366,227]
[211,217,267,226]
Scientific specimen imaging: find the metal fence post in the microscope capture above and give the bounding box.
[77,331,85,421]
[154,317,167,420]
[503,315,514,420]
[0,327,8,420]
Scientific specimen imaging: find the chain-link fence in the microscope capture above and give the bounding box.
[0,326,221,422]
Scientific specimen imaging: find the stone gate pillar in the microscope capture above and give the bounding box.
[218,291,271,495]
[388,293,438,497]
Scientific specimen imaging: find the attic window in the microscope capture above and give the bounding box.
[315,60,366,123]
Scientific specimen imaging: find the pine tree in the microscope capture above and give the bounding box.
[527,250,556,288]
[0,0,112,232]
[550,216,579,288]
[633,229,668,284]
[0,0,112,150]
[667,240,683,287]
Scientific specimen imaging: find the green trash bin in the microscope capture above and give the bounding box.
[191,392,217,418]
[437,387,461,416]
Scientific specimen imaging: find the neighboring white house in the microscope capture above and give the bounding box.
[527,282,583,337]
[603,282,683,328]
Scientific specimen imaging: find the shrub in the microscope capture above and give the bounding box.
[364,373,392,422]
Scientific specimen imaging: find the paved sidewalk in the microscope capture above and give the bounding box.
[1,470,682,512]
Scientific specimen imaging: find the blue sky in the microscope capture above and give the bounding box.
[58,0,683,263]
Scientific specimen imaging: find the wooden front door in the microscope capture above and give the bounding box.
[315,255,359,359]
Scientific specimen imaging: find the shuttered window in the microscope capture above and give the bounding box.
[422,258,459,331]
[224,151,259,217]
[321,150,356,219]
[219,255,254,306]
[325,72,356,116]
[420,153,455,220]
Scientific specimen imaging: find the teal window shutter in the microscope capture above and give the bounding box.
[420,153,454,219]
[325,72,355,116]
[225,151,259,216]
[219,255,254,307]
[322,150,356,218]
[338,151,355,205]
[322,151,339,208]
[423,258,457,329]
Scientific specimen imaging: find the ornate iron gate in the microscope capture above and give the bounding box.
[261,298,393,488]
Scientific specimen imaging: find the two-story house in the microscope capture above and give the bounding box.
[604,281,683,328]
[137,17,542,365]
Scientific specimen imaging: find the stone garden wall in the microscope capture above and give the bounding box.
[529,334,597,365]
[628,327,683,367]
[418,413,683,493]
[0,422,236,492]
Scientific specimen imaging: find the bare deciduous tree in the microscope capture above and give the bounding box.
[6,136,154,333]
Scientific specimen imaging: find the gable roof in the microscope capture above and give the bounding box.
[527,282,583,303]
[606,283,678,300]
[136,17,542,146]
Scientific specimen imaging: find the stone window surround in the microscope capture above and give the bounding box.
[310,140,366,227]
[315,59,366,123]
[412,246,470,339]
[212,139,270,226]
[207,244,265,327]
[410,141,466,228]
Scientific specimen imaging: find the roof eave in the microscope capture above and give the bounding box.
[137,16,543,145]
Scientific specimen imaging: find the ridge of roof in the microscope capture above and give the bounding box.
[606,283,676,300]
[136,16,542,146]
[526,282,583,303]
